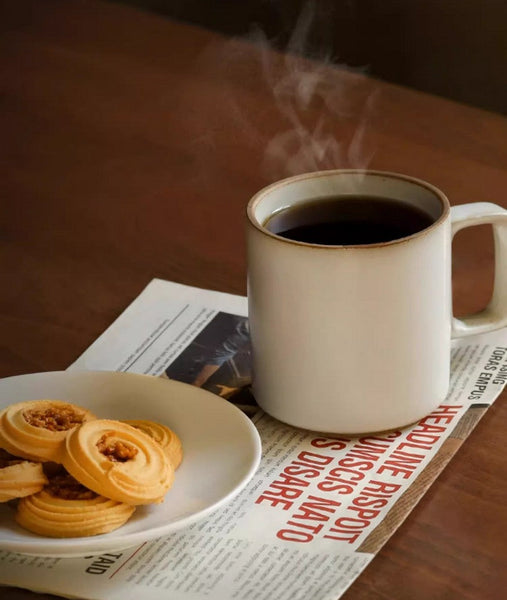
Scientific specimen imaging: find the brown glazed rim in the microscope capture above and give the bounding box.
[246,169,451,249]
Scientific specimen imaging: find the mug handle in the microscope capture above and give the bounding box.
[451,202,507,338]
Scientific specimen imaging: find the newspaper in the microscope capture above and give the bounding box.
[1,278,506,600]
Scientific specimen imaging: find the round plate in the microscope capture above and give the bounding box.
[0,370,261,557]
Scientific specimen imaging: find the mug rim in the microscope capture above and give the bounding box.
[246,169,451,249]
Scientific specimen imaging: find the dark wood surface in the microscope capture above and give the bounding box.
[1,1,506,598]
[119,0,507,115]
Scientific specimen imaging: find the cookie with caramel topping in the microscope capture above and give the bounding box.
[62,419,174,505]
[15,471,135,537]
[0,400,96,463]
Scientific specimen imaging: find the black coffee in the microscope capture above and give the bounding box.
[264,196,434,245]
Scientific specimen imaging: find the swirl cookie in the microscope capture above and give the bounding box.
[123,419,183,470]
[62,420,174,505]
[15,472,135,537]
[0,449,48,503]
[0,399,96,463]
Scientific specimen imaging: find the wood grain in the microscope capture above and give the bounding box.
[1,1,506,598]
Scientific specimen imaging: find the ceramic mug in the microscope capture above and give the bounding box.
[246,170,507,433]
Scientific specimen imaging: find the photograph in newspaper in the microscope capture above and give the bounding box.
[162,312,256,415]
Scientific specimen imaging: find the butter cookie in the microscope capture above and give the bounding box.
[0,449,48,502]
[0,399,96,462]
[15,472,135,537]
[62,419,174,505]
[122,419,183,470]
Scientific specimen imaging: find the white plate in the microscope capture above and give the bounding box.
[0,370,261,557]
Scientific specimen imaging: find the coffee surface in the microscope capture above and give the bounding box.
[264,196,434,245]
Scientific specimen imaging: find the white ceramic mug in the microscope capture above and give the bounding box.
[246,170,507,433]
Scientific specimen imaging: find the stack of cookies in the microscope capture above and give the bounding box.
[0,399,182,537]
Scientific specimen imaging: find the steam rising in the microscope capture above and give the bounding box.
[259,48,377,179]
[257,3,378,179]
[194,2,378,181]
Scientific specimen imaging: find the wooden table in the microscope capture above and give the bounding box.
[1,1,506,598]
